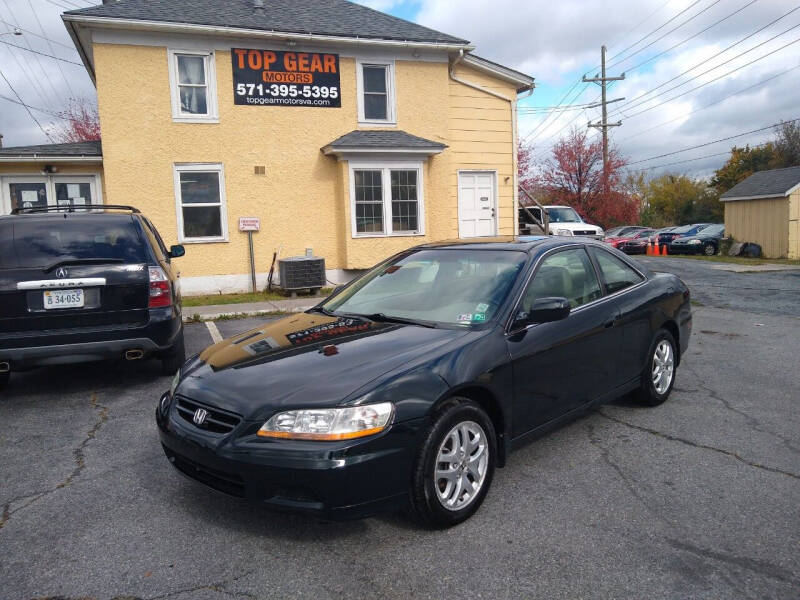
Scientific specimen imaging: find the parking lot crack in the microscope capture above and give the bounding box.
[597,411,800,481]
[684,363,800,457]
[0,392,108,532]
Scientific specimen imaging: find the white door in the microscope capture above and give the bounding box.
[458,172,497,238]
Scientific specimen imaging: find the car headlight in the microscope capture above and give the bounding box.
[257,402,394,441]
[170,370,181,397]
[556,229,573,236]
[688,239,702,244]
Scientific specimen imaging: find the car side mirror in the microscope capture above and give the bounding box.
[528,297,571,324]
[169,244,185,258]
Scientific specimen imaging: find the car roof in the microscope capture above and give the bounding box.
[415,235,609,253]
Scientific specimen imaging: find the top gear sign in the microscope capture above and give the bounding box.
[232,48,341,108]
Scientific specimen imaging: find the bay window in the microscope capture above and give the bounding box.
[350,163,423,237]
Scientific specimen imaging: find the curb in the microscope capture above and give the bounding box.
[182,304,315,322]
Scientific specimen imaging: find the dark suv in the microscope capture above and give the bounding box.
[0,205,185,388]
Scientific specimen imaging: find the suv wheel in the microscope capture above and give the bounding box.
[409,398,496,528]
[160,332,186,375]
[634,329,677,406]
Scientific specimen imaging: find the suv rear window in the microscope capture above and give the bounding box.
[3,217,148,269]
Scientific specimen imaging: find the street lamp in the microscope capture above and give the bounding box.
[0,28,23,37]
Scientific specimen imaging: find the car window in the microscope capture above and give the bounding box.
[9,217,148,268]
[323,249,527,326]
[142,218,169,261]
[592,249,644,294]
[521,248,601,312]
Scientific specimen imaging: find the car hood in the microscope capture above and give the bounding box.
[176,312,469,419]
[549,222,603,233]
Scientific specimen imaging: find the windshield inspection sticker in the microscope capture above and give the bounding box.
[475,303,489,312]
[458,313,473,322]
[473,313,486,322]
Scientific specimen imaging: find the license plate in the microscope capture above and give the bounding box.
[43,289,84,309]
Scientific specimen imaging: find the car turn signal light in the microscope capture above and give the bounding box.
[148,266,172,308]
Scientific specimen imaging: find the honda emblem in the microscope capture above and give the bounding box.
[192,408,208,426]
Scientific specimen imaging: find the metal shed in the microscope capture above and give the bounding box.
[720,166,800,259]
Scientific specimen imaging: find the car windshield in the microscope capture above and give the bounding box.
[546,207,582,223]
[2,217,148,269]
[322,249,527,327]
[700,224,724,236]
[669,224,694,234]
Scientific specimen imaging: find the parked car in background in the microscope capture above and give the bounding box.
[604,225,648,239]
[0,205,186,388]
[605,228,655,249]
[669,224,725,256]
[656,223,712,247]
[618,228,665,255]
[158,236,692,527]
[519,205,604,239]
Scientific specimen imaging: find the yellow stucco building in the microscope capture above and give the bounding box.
[0,0,533,294]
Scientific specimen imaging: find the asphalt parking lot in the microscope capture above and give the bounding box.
[1,256,799,599]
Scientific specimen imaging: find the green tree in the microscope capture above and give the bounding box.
[773,120,800,167]
[711,143,776,194]
[641,174,721,226]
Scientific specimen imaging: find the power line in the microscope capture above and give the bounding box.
[0,91,63,117]
[0,66,54,140]
[624,0,761,75]
[627,117,799,165]
[614,10,800,114]
[0,37,83,65]
[621,34,800,119]
[617,63,800,143]
[27,0,77,96]
[0,17,76,49]
[607,0,726,70]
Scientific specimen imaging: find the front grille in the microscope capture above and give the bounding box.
[175,396,242,435]
[162,444,245,497]
[573,230,597,236]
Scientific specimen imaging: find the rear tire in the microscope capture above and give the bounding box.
[409,398,496,528]
[0,370,9,390]
[634,329,677,407]
[160,331,186,375]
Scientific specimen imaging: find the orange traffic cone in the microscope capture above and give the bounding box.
[646,240,653,256]
[661,242,668,256]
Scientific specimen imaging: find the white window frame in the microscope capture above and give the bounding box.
[167,48,219,123]
[173,163,228,243]
[356,59,396,125]
[349,160,424,238]
[0,174,102,215]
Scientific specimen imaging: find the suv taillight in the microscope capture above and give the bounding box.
[148,266,172,308]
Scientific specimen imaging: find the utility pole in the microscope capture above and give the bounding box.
[583,45,625,193]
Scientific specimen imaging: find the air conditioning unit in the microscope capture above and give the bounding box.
[278,256,326,291]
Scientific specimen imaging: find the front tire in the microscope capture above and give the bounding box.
[634,329,677,407]
[409,398,496,528]
[703,242,716,256]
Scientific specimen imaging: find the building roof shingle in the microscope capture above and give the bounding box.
[0,140,102,157]
[325,130,446,150]
[64,0,468,45]
[720,165,800,200]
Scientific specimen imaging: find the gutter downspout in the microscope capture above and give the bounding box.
[449,49,534,237]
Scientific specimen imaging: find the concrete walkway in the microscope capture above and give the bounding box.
[183,296,325,321]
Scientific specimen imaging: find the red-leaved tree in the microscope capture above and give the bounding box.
[51,98,101,143]
[538,127,638,228]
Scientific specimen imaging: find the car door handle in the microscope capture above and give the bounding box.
[604,316,620,328]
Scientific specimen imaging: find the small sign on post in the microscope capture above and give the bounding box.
[239,217,260,293]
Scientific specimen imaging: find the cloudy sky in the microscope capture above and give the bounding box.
[1,0,798,177]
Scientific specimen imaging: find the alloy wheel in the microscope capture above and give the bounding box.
[652,339,675,395]
[704,243,716,256]
[434,421,489,511]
